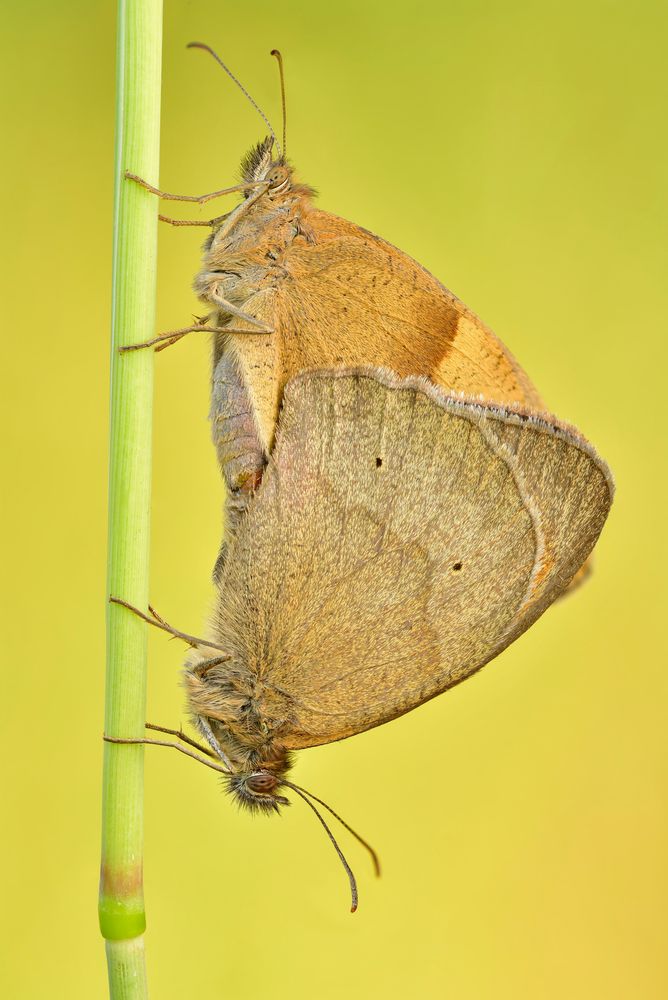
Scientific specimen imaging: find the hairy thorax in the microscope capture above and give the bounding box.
[183,650,295,785]
[194,188,316,309]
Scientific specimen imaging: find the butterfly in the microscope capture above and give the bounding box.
[109,367,613,909]
[114,47,612,908]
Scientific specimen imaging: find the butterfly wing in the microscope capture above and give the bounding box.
[212,210,547,465]
[277,211,544,408]
[210,369,612,749]
[208,207,553,579]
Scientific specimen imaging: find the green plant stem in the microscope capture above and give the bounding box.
[99,0,162,995]
[106,940,150,999]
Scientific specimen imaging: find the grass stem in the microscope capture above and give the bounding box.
[99,0,163,994]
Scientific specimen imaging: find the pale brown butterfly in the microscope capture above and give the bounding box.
[109,368,613,910]
[124,44,553,576]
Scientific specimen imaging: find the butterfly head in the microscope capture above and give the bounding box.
[240,136,293,196]
[228,769,290,814]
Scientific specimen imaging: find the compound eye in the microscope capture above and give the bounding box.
[267,165,289,188]
[246,772,278,794]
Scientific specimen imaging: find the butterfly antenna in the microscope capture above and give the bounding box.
[284,780,381,877]
[286,782,359,912]
[270,49,287,159]
[188,42,280,155]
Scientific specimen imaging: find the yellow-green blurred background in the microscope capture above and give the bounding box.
[2,1,666,997]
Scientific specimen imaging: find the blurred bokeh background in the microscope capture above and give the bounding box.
[2,0,667,997]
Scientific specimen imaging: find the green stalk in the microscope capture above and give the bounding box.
[99,0,162,995]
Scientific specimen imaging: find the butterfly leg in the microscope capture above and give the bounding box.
[209,290,275,334]
[119,315,271,353]
[125,171,269,228]
[125,170,265,205]
[103,734,229,774]
[144,722,216,758]
[109,596,231,655]
[158,213,228,227]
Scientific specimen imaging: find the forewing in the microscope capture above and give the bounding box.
[275,211,545,410]
[212,369,612,749]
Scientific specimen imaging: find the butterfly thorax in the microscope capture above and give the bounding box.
[184,651,295,813]
[193,138,317,312]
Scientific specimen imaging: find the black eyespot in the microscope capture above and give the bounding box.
[452,562,463,571]
[376,457,383,467]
